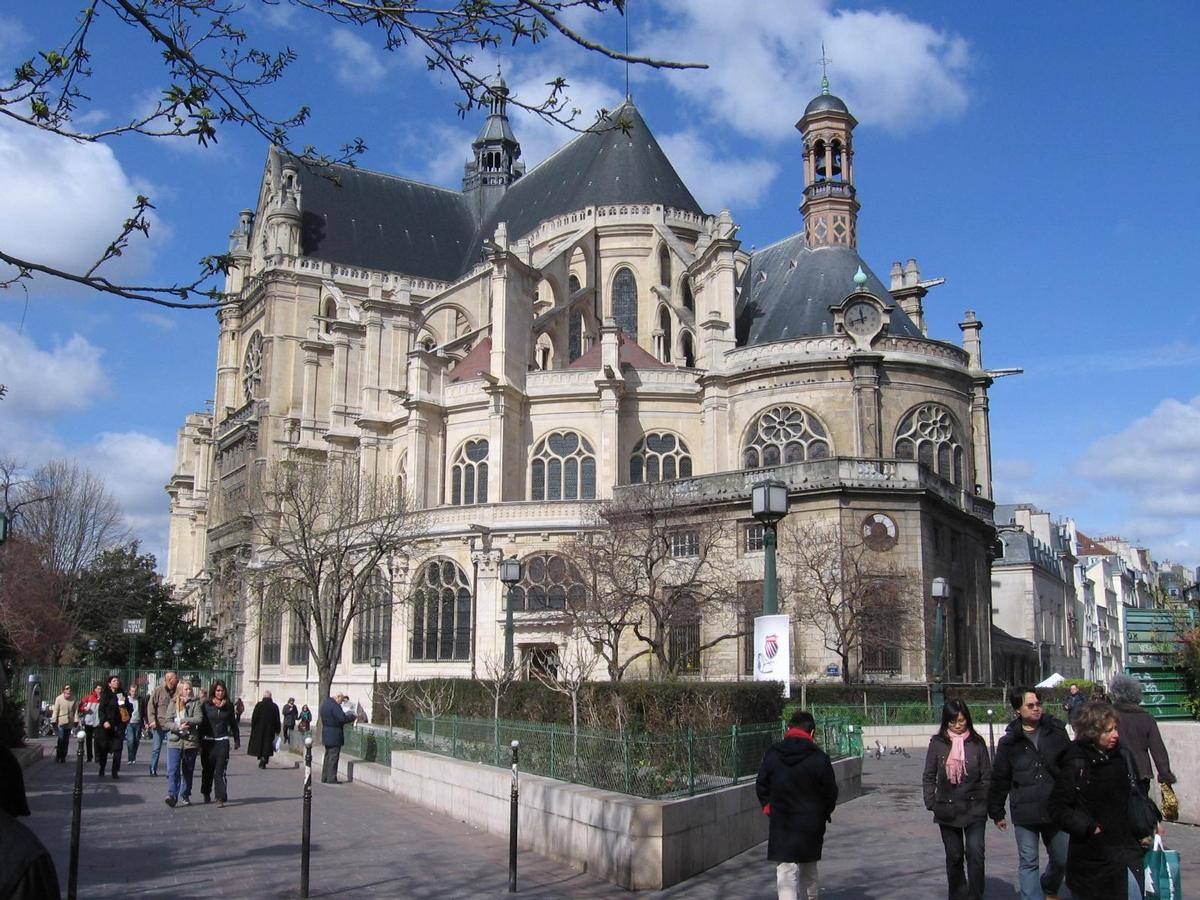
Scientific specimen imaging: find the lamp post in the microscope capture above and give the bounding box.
[172,640,184,671]
[931,577,950,713]
[751,480,790,615]
[154,649,165,673]
[87,639,98,668]
[370,654,382,723]
[498,556,523,675]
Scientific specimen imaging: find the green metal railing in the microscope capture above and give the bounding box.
[807,703,940,727]
[11,666,242,706]
[343,714,859,800]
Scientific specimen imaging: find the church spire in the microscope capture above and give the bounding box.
[463,69,523,218]
[796,72,859,249]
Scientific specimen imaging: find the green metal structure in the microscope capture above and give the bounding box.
[1123,607,1194,720]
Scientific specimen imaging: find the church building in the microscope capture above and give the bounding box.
[165,75,999,701]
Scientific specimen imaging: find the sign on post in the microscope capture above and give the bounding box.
[753,614,791,699]
[122,619,147,635]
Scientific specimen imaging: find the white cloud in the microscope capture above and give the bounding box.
[85,431,175,564]
[659,130,778,211]
[640,0,970,140]
[0,324,109,419]
[401,122,476,188]
[329,29,390,89]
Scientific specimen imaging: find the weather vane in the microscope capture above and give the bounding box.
[817,43,832,93]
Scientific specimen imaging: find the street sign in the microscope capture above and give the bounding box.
[122,619,147,635]
[825,664,840,677]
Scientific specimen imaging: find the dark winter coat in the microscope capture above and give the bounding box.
[1063,691,1085,723]
[282,703,298,728]
[1113,703,1175,784]
[96,688,132,752]
[199,700,240,748]
[247,699,282,758]
[754,735,838,863]
[319,697,356,748]
[987,714,1071,826]
[922,732,991,829]
[1049,740,1147,900]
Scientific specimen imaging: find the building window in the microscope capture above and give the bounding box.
[862,644,901,675]
[450,439,489,505]
[260,602,282,666]
[658,306,672,363]
[680,331,696,368]
[739,581,763,676]
[669,618,701,673]
[508,553,586,612]
[658,244,671,288]
[681,278,694,312]
[568,310,583,363]
[743,405,831,468]
[531,431,596,500]
[410,559,472,661]
[611,267,638,341]
[242,331,263,403]
[670,530,700,558]
[745,524,764,552]
[630,432,693,484]
[287,607,309,666]
[894,404,965,486]
[353,570,391,664]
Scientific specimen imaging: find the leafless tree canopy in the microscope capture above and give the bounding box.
[563,484,746,679]
[1,1,704,308]
[780,519,921,684]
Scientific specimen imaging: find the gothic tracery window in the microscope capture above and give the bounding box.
[508,553,587,612]
[287,605,309,666]
[630,432,693,484]
[260,600,282,665]
[450,439,489,505]
[894,404,965,486]
[353,570,392,663]
[410,559,472,661]
[742,405,831,469]
[242,331,263,403]
[611,267,638,341]
[531,432,596,500]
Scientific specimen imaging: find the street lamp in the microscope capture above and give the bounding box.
[751,480,790,615]
[154,649,165,671]
[87,639,98,668]
[172,640,184,671]
[931,577,950,713]
[498,556,523,674]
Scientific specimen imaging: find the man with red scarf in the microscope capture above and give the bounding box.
[756,709,839,899]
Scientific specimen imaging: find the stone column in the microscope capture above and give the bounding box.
[849,353,883,457]
[214,306,243,418]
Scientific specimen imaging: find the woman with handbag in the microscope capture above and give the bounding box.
[923,699,992,900]
[1049,700,1159,899]
[95,675,132,779]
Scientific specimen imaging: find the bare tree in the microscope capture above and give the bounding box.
[566,484,745,678]
[2,1,704,308]
[400,678,458,741]
[245,457,418,715]
[532,644,598,765]
[478,653,517,763]
[780,519,921,685]
[373,680,410,732]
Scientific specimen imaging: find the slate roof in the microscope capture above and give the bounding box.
[804,93,851,117]
[735,235,922,346]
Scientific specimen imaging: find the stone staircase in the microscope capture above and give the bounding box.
[1123,607,1194,720]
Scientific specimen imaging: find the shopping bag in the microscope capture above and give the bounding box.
[1143,835,1181,899]
[273,736,281,752]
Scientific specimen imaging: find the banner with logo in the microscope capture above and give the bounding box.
[753,614,791,699]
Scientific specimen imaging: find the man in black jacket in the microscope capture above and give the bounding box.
[756,710,838,900]
[988,687,1071,900]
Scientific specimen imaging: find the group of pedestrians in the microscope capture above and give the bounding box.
[922,677,1176,900]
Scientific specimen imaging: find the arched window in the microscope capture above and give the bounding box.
[743,405,831,469]
[894,404,965,486]
[830,139,844,181]
[410,559,472,661]
[320,297,337,334]
[260,598,282,665]
[568,274,581,295]
[353,570,392,664]
[681,278,694,312]
[242,331,263,403]
[611,267,638,341]
[508,553,587,612]
[396,451,408,501]
[568,310,583,363]
[287,603,309,666]
[680,332,696,368]
[658,306,672,363]
[813,139,827,181]
[450,439,489,505]
[658,244,671,288]
[630,432,693,484]
[531,431,596,500]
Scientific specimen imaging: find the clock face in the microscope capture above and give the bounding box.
[843,300,882,337]
[862,513,898,551]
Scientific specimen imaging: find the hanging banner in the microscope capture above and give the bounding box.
[754,614,792,699]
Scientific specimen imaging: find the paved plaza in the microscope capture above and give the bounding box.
[20,738,1200,898]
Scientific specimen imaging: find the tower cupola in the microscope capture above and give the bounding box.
[796,75,859,249]
[463,70,523,219]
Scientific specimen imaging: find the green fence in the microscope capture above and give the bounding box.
[344,714,859,800]
[807,703,940,727]
[12,666,242,706]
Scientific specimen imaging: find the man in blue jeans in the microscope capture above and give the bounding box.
[988,687,1072,900]
[145,671,178,776]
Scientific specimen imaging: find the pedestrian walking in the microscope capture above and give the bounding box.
[247,690,282,768]
[1050,700,1160,900]
[754,709,838,900]
[1109,675,1176,795]
[146,671,179,776]
[319,693,357,784]
[164,679,202,807]
[988,687,1072,900]
[79,682,101,763]
[50,684,77,763]
[234,696,245,724]
[95,675,132,779]
[923,699,992,900]
[281,698,298,746]
[297,704,313,736]
[1062,683,1086,724]
[125,681,148,765]
[200,679,240,807]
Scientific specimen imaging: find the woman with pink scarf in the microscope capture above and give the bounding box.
[923,699,992,900]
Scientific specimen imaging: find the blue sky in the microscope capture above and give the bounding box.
[2,1,1198,571]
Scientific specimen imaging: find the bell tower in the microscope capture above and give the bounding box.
[796,73,859,249]
[463,71,524,220]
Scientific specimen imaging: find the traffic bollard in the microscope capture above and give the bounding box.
[301,737,313,898]
[986,709,995,757]
[509,740,520,893]
[68,728,86,900]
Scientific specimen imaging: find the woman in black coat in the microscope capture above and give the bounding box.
[923,700,991,900]
[1049,701,1153,900]
[95,675,132,779]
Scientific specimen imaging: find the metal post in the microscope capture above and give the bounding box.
[763,522,779,616]
[68,728,85,900]
[504,584,516,674]
[301,737,313,898]
[932,599,945,713]
[986,709,995,757]
[509,740,520,893]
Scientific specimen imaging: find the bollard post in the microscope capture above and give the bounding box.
[986,709,995,757]
[301,737,313,898]
[68,728,86,900]
[509,739,519,893]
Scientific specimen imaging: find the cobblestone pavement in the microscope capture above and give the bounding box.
[20,739,1200,898]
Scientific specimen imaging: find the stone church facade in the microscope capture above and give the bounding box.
[165,78,999,702]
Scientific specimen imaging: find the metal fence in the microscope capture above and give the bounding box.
[11,666,242,706]
[343,715,861,800]
[808,703,940,726]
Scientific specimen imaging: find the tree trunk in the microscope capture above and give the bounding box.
[316,666,334,730]
[840,651,851,684]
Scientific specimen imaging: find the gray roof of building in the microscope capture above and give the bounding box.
[804,93,850,116]
[735,235,922,346]
[475,112,518,147]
